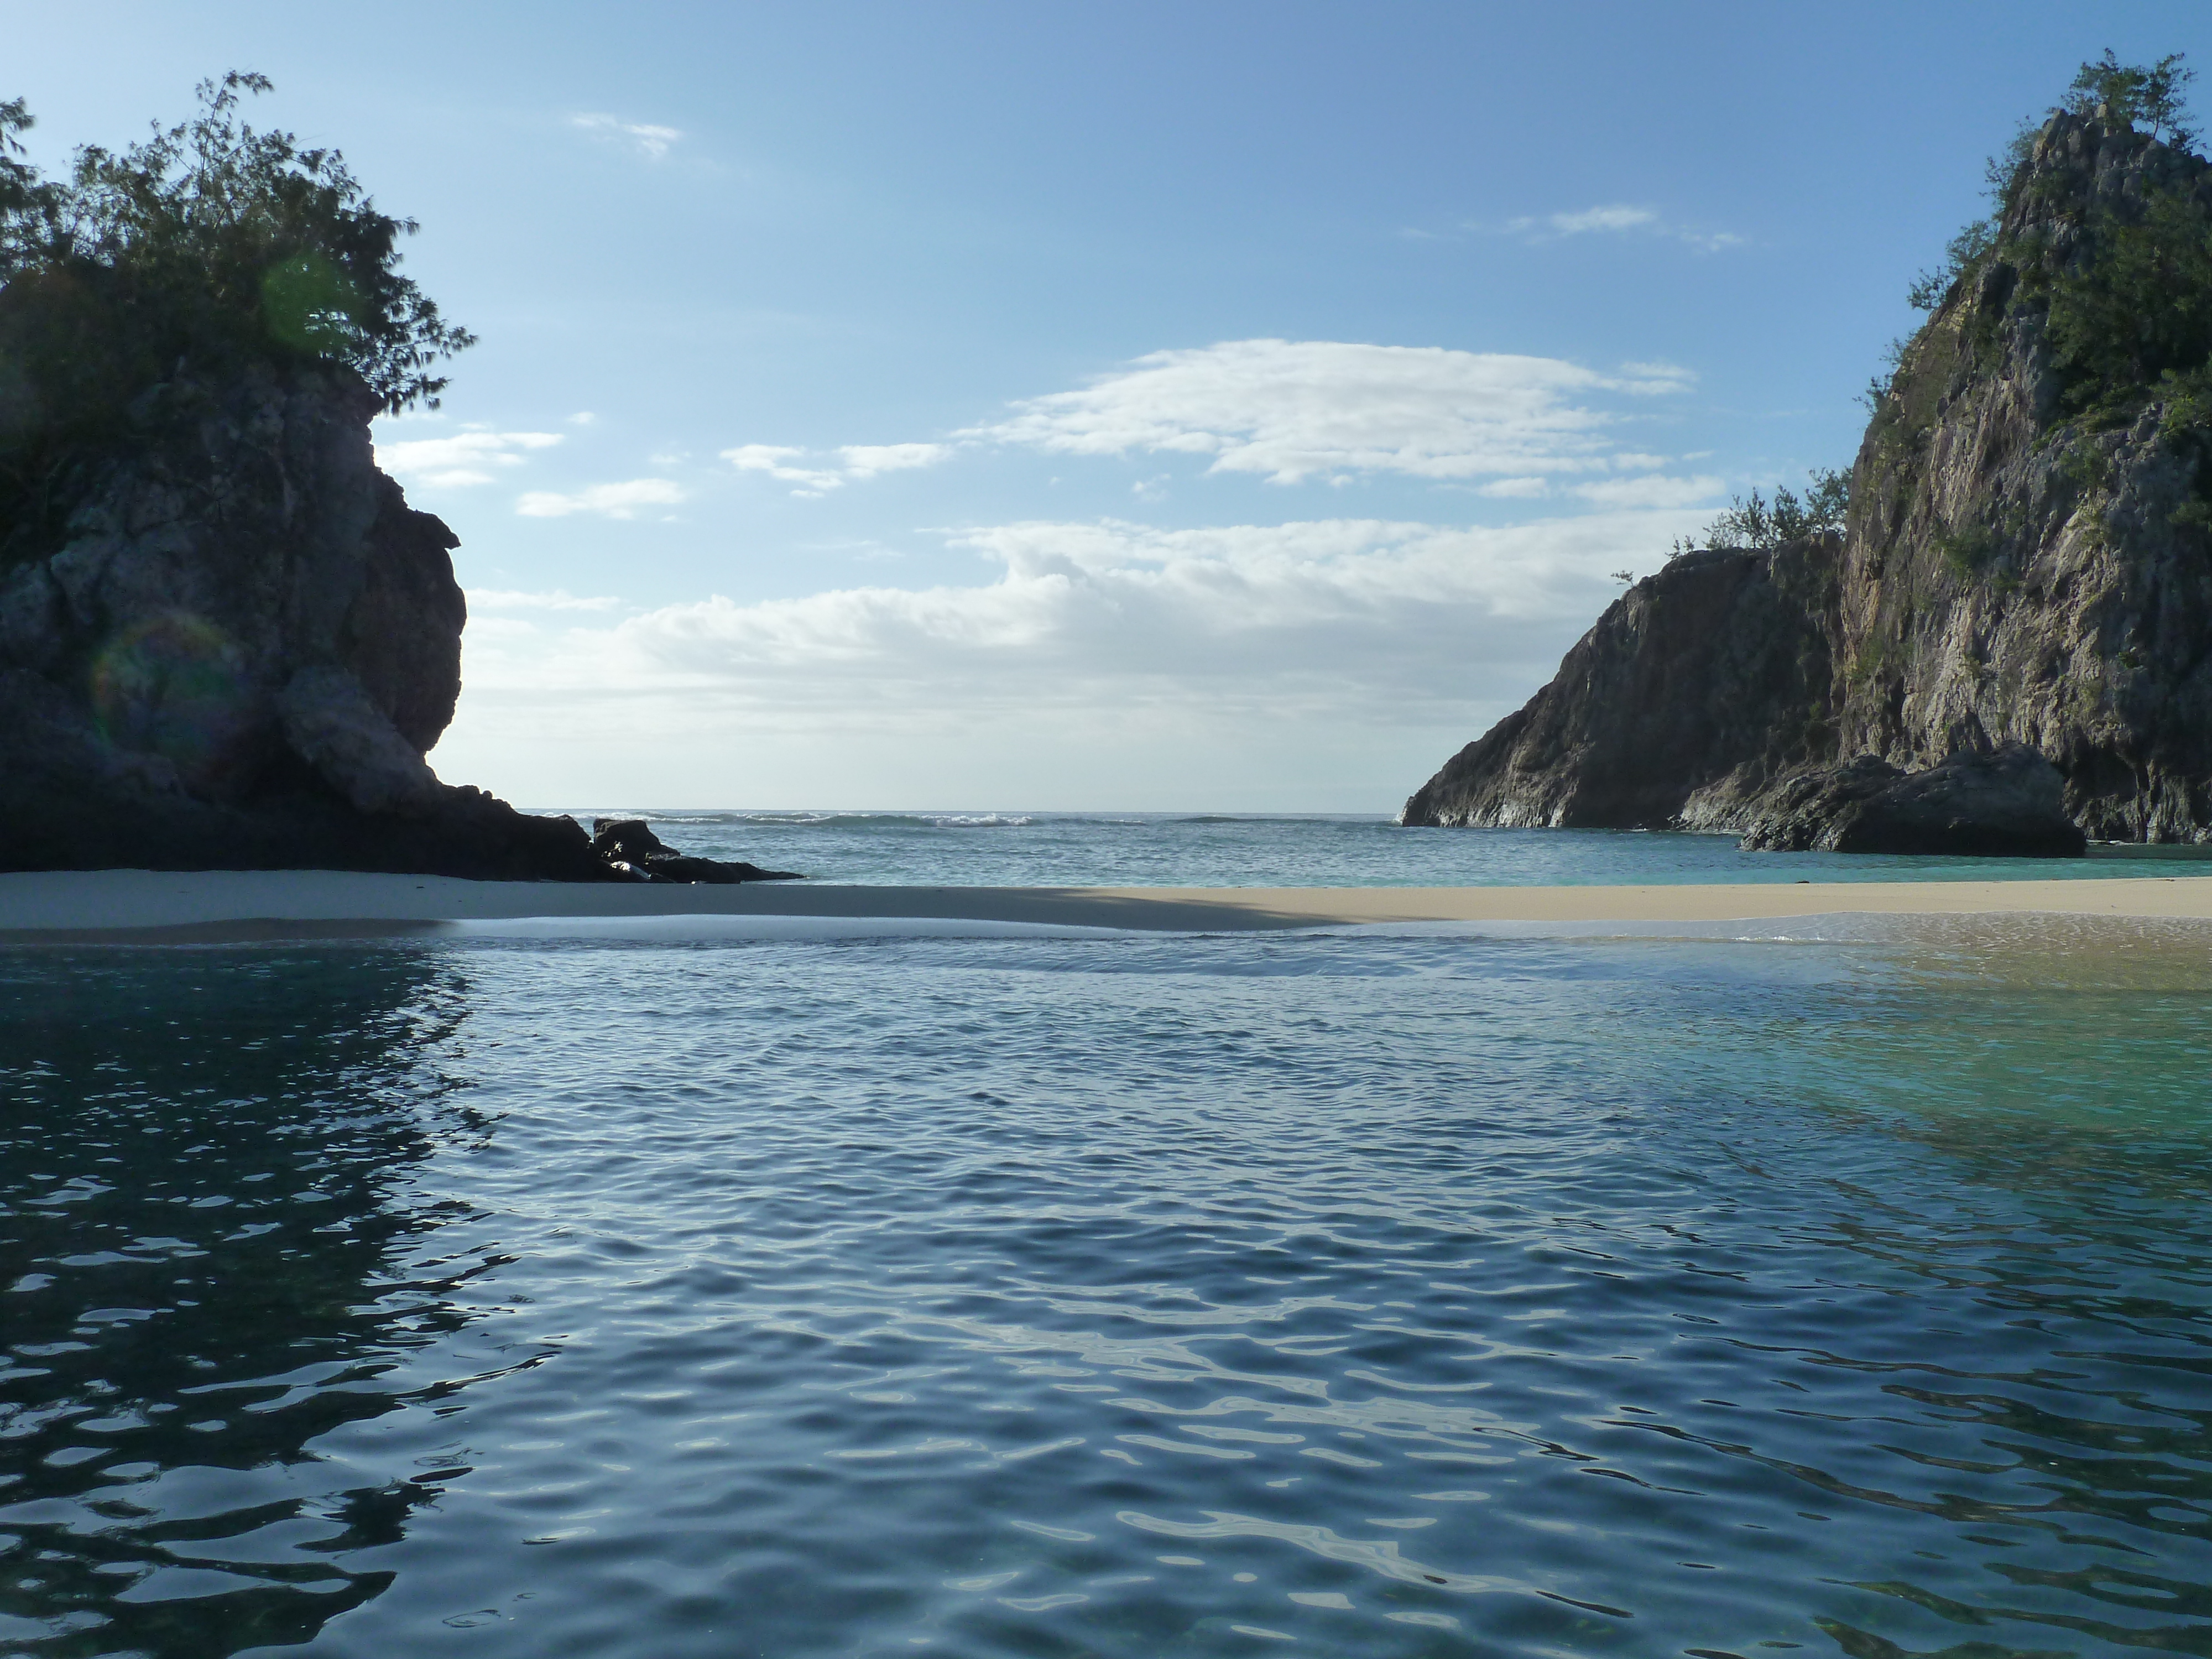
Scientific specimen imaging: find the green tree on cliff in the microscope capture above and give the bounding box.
[0,74,472,566]
[1880,52,2212,444]
[0,72,471,414]
[2064,49,2196,148]
[1906,51,2200,321]
[1703,470,1851,549]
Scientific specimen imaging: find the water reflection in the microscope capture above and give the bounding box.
[0,948,497,1657]
[1614,924,2212,1655]
[4,926,2211,1657]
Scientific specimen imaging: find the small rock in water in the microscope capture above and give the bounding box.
[589,818,803,884]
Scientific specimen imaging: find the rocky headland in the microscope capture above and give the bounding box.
[1406,103,2212,853]
[0,361,788,880]
[0,79,785,881]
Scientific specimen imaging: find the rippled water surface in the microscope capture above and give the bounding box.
[5,919,2212,1657]
[544,808,2212,889]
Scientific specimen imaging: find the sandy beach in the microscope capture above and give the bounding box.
[5,867,2212,941]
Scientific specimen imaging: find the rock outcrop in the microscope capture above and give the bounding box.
[591,818,801,884]
[1406,111,2212,849]
[1736,745,2085,856]
[1401,542,1838,831]
[0,361,780,880]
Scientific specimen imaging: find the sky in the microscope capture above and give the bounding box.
[11,2,2211,810]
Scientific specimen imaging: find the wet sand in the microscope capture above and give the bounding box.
[4,867,2212,942]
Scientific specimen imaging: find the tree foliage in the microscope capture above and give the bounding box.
[1905,51,2201,319]
[0,98,60,226]
[2043,185,2212,424]
[2064,49,2197,149]
[1675,470,1850,556]
[2008,55,2212,439]
[0,75,473,568]
[0,72,472,415]
[1906,221,1994,312]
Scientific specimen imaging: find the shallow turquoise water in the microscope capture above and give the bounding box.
[549,810,2212,888]
[4,919,2211,1657]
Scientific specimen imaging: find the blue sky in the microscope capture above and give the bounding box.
[13,2,2210,808]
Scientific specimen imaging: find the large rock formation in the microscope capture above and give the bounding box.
[1402,541,1839,831]
[0,361,760,879]
[1406,112,2212,848]
[1736,745,2084,857]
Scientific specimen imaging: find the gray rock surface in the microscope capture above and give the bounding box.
[275,666,440,817]
[0,361,747,880]
[1405,112,2212,849]
[1401,541,1838,830]
[1737,744,2086,856]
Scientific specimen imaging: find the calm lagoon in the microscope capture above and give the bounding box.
[4,836,2210,1656]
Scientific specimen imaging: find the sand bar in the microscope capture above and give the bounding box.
[5,868,2212,942]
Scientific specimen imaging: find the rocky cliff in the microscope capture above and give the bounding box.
[2,360,602,877]
[0,76,798,881]
[1402,541,1839,831]
[1406,111,2212,847]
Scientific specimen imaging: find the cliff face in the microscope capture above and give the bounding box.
[1402,542,1838,828]
[1407,113,2212,844]
[0,361,601,877]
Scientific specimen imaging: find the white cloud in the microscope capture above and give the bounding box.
[1573,473,1725,508]
[457,508,1713,724]
[375,430,563,488]
[468,588,625,613]
[570,113,682,159]
[462,615,544,645]
[722,441,953,495]
[515,479,686,519]
[837,442,953,478]
[966,340,1690,485]
[439,507,1736,806]
[1544,204,1660,234]
[1496,207,1743,254]
[712,343,1700,503]
[722,444,846,495]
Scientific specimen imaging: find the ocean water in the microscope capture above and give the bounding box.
[5,906,2211,1658]
[550,809,2212,889]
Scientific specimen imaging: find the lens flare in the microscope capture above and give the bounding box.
[90,613,260,787]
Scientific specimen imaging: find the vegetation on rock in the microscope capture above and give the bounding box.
[1409,51,2212,846]
[1888,52,2212,446]
[0,74,472,568]
[1681,469,1850,554]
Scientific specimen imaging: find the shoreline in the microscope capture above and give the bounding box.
[6,868,2212,941]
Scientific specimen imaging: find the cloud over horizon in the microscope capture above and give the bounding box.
[966,340,1693,485]
[455,508,1709,733]
[716,342,1717,504]
[469,587,626,612]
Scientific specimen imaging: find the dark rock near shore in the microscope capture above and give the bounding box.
[1737,745,2086,856]
[0,358,796,881]
[1400,542,1838,832]
[589,818,802,884]
[1405,113,2212,852]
